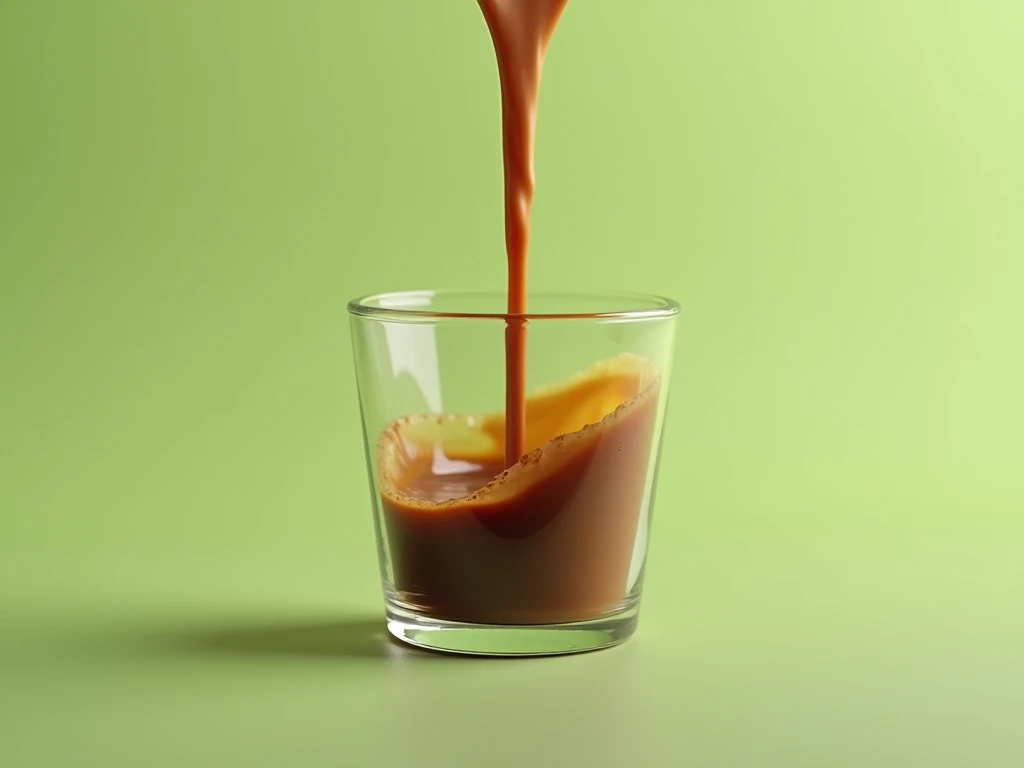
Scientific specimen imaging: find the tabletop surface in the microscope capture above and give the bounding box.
[2,2,1022,766]
[4,538,1022,767]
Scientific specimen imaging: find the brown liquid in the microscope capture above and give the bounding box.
[380,356,660,625]
[478,0,569,467]
[377,3,661,626]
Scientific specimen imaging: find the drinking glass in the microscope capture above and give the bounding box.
[348,291,678,656]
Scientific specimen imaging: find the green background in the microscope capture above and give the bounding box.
[1,1,1021,765]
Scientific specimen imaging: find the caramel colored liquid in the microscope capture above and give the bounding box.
[379,356,660,625]
[478,0,570,467]
[376,3,660,627]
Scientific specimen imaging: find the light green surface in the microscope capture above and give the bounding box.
[1,1,1022,765]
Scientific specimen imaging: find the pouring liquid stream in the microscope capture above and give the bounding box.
[477,0,570,468]
[377,1,666,627]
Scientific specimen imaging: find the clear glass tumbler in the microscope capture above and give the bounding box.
[348,291,678,656]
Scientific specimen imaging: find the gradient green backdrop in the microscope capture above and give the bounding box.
[2,2,1022,766]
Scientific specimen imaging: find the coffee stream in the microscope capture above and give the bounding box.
[477,0,570,468]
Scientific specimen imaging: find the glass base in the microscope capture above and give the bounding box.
[385,598,639,657]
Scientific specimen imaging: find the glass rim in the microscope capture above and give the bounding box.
[347,290,681,322]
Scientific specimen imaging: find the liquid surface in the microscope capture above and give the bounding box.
[478,0,570,466]
[379,355,661,625]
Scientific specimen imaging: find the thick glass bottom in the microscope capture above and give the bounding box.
[385,598,639,657]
